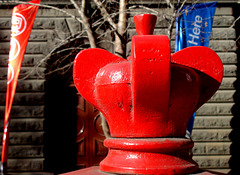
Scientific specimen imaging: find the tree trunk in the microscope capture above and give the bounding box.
[114,0,128,58]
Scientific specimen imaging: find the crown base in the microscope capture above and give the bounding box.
[100,138,198,175]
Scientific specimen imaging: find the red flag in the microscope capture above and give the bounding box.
[1,0,40,173]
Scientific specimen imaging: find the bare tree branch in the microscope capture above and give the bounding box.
[22,30,87,80]
[45,62,74,75]
[93,0,117,30]
[177,0,188,13]
[230,15,240,28]
[165,0,174,9]
[93,0,129,58]
[167,0,188,40]
[114,0,127,58]
[70,0,97,48]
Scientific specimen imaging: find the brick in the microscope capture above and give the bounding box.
[191,129,231,142]
[193,142,231,155]
[0,80,7,92]
[215,7,233,16]
[0,80,45,92]
[0,106,44,118]
[217,52,237,64]
[28,18,71,39]
[66,18,82,35]
[33,18,56,29]
[0,92,45,105]
[7,158,44,171]
[128,28,235,40]
[0,29,9,40]
[219,77,235,90]
[128,7,232,17]
[209,40,236,52]
[16,80,45,92]
[0,145,44,158]
[19,67,46,80]
[209,90,234,102]
[55,18,71,39]
[193,155,230,169]
[192,142,206,155]
[0,132,44,145]
[205,142,231,155]
[193,116,232,129]
[36,9,80,17]
[0,18,11,29]
[211,28,235,40]
[169,40,236,52]
[172,40,237,52]
[0,67,46,80]
[196,103,233,116]
[213,16,235,27]
[0,54,45,67]
[128,15,234,28]
[223,65,236,77]
[0,55,7,66]
[30,30,54,42]
[0,118,44,131]
[0,17,71,31]
[0,30,54,41]
[0,42,46,54]
[98,40,114,53]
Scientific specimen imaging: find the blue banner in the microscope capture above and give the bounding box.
[175,2,217,52]
[175,2,217,134]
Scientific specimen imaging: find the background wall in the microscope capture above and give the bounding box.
[0,1,239,174]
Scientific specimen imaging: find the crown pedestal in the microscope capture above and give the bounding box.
[100,138,197,174]
[64,14,224,175]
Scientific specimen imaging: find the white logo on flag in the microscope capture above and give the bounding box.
[7,64,14,84]
[9,38,20,61]
[11,13,27,36]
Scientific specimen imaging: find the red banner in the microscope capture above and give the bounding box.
[1,0,40,171]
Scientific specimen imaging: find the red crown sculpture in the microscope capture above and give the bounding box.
[73,14,223,174]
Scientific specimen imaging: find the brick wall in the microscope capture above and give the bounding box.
[192,7,236,174]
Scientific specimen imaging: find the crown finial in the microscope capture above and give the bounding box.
[134,14,157,35]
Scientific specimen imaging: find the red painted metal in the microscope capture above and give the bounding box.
[61,166,226,175]
[71,14,224,174]
[134,14,157,35]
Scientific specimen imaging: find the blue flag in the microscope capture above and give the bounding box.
[175,2,217,52]
[175,2,217,134]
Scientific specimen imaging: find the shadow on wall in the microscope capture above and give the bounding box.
[229,4,240,175]
[44,48,79,174]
